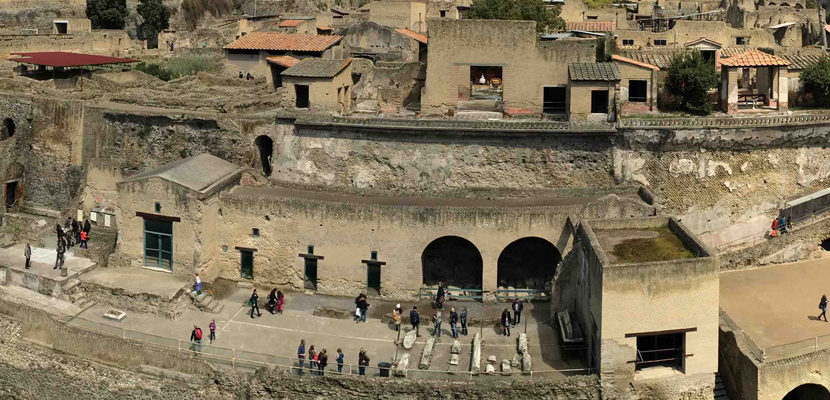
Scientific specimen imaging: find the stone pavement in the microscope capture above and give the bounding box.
[74,286,585,377]
[721,256,830,349]
[0,244,96,281]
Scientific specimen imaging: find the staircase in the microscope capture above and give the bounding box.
[61,278,95,311]
[714,373,731,400]
[190,291,224,314]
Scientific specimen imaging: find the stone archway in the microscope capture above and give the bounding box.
[497,237,561,291]
[3,162,24,210]
[421,236,482,289]
[254,135,273,176]
[782,383,830,400]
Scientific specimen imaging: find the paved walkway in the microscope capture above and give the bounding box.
[721,256,830,349]
[0,244,96,281]
[73,286,584,377]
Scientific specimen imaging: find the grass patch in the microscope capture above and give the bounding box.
[611,226,694,263]
[135,55,220,82]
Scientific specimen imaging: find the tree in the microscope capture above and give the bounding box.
[801,57,830,107]
[466,0,565,33]
[665,51,719,115]
[86,0,128,29]
[137,0,171,49]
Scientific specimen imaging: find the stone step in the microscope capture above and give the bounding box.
[69,292,85,303]
[211,303,224,314]
[77,299,95,311]
[62,279,81,292]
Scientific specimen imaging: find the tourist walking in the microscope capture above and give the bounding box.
[410,306,420,337]
[501,308,511,337]
[336,348,344,373]
[356,293,369,323]
[276,290,285,313]
[460,308,468,335]
[79,230,88,249]
[297,340,306,375]
[24,243,31,269]
[449,307,459,338]
[208,319,216,343]
[358,348,369,376]
[53,237,65,270]
[193,274,202,294]
[308,345,317,375]
[318,348,328,375]
[512,298,524,326]
[393,304,402,333]
[189,325,203,354]
[432,310,442,337]
[267,288,278,314]
[820,295,828,322]
[249,288,261,319]
[55,222,63,242]
[71,218,80,244]
[83,219,91,235]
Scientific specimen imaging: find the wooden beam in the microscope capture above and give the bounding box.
[136,211,181,222]
[298,253,324,260]
[624,327,697,338]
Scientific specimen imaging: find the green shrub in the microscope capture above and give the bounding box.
[801,57,830,107]
[135,56,220,81]
[467,0,564,32]
[86,0,128,29]
[665,51,719,115]
[135,62,174,81]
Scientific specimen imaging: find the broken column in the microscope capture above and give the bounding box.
[402,329,417,350]
[419,337,435,369]
[448,339,461,370]
[518,333,528,354]
[394,353,410,377]
[471,333,481,374]
[501,359,511,375]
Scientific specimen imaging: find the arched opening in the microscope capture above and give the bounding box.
[783,383,830,400]
[779,2,790,5]
[1,118,14,140]
[497,237,561,291]
[3,162,23,210]
[421,236,482,289]
[821,238,830,251]
[254,135,273,176]
[795,2,803,7]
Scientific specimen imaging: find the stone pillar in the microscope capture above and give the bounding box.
[769,66,779,108]
[481,250,497,300]
[720,67,738,114]
[777,66,789,110]
[756,66,770,105]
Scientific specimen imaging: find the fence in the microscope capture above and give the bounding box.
[720,309,830,363]
[620,112,830,128]
[62,314,593,380]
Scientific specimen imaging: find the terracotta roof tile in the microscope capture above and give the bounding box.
[8,52,138,67]
[282,58,351,78]
[395,28,427,43]
[611,54,660,71]
[566,21,616,32]
[279,19,306,27]
[266,55,300,67]
[569,62,621,81]
[719,49,790,67]
[224,32,343,52]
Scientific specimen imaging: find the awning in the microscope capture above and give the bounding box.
[785,187,830,208]
[767,22,796,29]
[568,29,606,37]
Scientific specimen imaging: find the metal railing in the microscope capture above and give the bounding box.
[62,314,593,379]
[494,288,548,302]
[418,286,483,301]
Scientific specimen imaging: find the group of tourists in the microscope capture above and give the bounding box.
[297,339,357,376]
[249,288,285,319]
[770,216,793,237]
[189,319,218,352]
[500,298,525,337]
[38,216,92,271]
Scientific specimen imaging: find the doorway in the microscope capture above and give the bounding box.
[143,219,173,271]
[4,181,18,209]
[295,85,309,108]
[543,86,566,114]
[629,80,648,102]
[240,249,254,279]
[304,258,318,290]
[367,264,381,296]
[253,135,273,176]
[591,90,609,113]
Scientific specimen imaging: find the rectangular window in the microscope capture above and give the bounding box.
[629,80,648,102]
[252,228,260,237]
[240,249,254,279]
[154,202,161,213]
[622,39,634,46]
[295,85,309,108]
[635,332,685,371]
[440,10,447,17]
[586,15,598,19]
[736,37,749,45]
[543,86,566,114]
[590,90,609,114]
[143,218,173,271]
[653,39,667,46]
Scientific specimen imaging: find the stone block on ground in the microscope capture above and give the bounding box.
[511,354,521,367]
[485,363,495,373]
[449,353,459,366]
[403,329,417,349]
[451,340,461,354]
[394,353,410,377]
[487,355,496,363]
[522,352,532,372]
[471,333,481,374]
[501,359,511,375]
[518,332,528,354]
[419,337,435,370]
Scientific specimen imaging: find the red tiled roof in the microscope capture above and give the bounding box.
[266,55,300,67]
[279,19,305,27]
[720,49,790,67]
[8,52,138,67]
[395,28,427,44]
[224,32,343,52]
[566,21,616,32]
[611,54,660,71]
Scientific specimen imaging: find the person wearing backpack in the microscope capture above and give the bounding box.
[190,325,203,354]
[336,348,345,374]
[820,295,828,322]
[410,306,420,337]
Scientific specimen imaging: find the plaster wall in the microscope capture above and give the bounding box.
[282,63,353,113]
[368,0,427,32]
[613,20,778,49]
